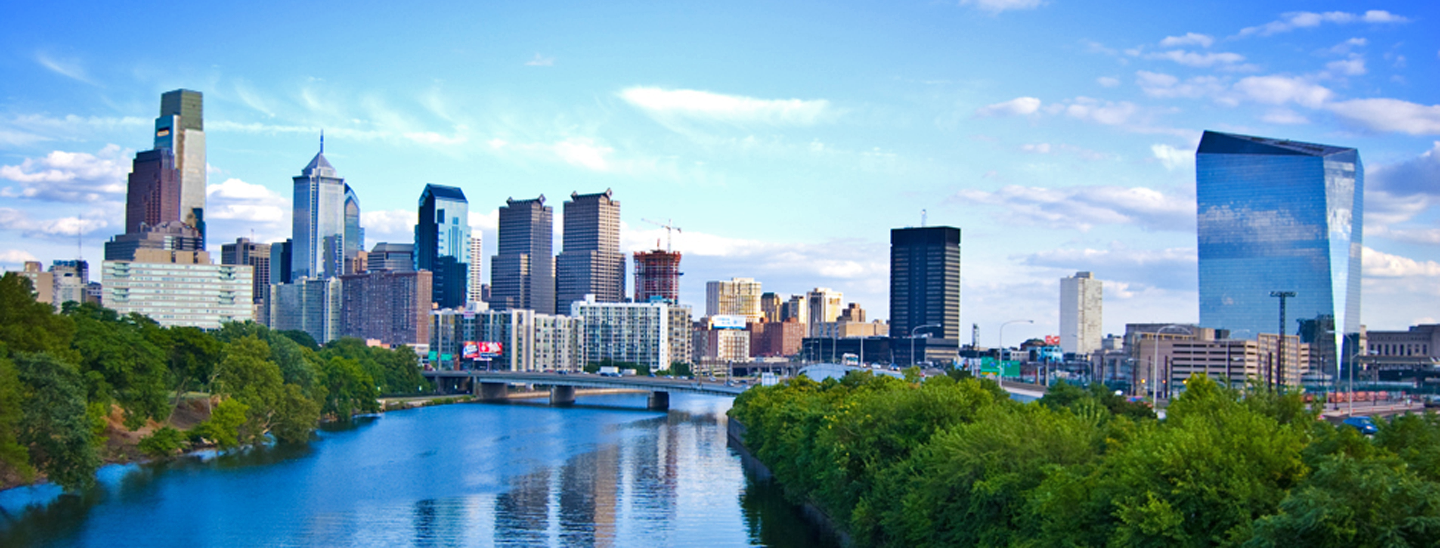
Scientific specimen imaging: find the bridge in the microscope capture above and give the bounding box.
[422,369,1048,410]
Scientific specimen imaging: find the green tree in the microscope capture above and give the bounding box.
[13,352,100,491]
[166,326,221,408]
[0,273,77,359]
[319,356,379,420]
[277,329,320,351]
[67,303,171,429]
[195,398,249,450]
[0,351,35,480]
[1248,456,1440,547]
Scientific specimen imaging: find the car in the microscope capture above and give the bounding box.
[1425,395,1440,409]
[1341,416,1378,436]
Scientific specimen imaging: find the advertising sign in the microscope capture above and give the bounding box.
[462,342,503,360]
[710,315,747,330]
[477,342,503,357]
[462,342,481,360]
[1044,335,1060,346]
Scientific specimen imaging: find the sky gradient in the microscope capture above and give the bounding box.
[2,0,1437,344]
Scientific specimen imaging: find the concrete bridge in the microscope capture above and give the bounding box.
[422,371,747,410]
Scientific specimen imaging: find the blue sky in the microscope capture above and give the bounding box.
[2,0,1438,342]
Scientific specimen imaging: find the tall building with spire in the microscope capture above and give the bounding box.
[415,184,471,308]
[155,89,206,240]
[556,189,625,314]
[107,90,207,260]
[490,195,554,313]
[291,136,352,280]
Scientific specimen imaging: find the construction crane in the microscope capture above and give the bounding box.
[643,218,682,252]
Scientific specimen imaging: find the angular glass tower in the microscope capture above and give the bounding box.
[1196,130,1363,371]
[415,184,471,308]
[291,140,348,280]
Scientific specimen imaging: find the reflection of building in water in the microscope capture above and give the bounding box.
[556,445,620,547]
[494,469,552,545]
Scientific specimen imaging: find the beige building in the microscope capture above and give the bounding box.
[806,287,843,337]
[1130,326,1309,394]
[12,261,54,305]
[706,277,763,322]
[102,250,253,329]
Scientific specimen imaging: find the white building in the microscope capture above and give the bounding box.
[102,250,253,329]
[572,296,678,370]
[430,306,584,372]
[467,234,484,304]
[706,277,763,322]
[1060,271,1103,355]
[806,287,844,337]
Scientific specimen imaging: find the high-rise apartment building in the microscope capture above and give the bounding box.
[291,140,352,281]
[1060,271,1103,355]
[760,292,783,323]
[415,184,471,308]
[468,235,484,304]
[633,250,681,303]
[491,196,554,313]
[430,308,584,372]
[571,297,680,370]
[270,277,342,345]
[806,288,844,337]
[338,270,432,346]
[102,250,252,329]
[556,189,625,314]
[368,242,415,272]
[155,89,206,239]
[221,238,272,322]
[1196,131,1363,371]
[781,295,808,324]
[706,277,762,321]
[889,226,961,365]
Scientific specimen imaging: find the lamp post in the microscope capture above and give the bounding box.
[1151,325,1191,402]
[999,319,1033,381]
[1224,329,1252,390]
[1345,347,1372,417]
[911,323,941,367]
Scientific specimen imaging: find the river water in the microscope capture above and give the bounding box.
[0,393,838,548]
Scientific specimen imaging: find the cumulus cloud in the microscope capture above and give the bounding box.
[0,145,130,203]
[948,184,1194,232]
[1328,38,1368,55]
[0,208,109,238]
[1145,50,1246,68]
[205,179,288,223]
[975,97,1042,117]
[1326,99,1440,135]
[1260,109,1310,125]
[1096,76,1120,88]
[1324,56,1366,76]
[1233,76,1332,108]
[552,137,613,171]
[1239,10,1409,37]
[957,0,1044,14]
[360,209,419,244]
[1019,243,1198,292]
[619,87,832,126]
[1053,97,1139,126]
[1151,144,1193,170]
[1159,33,1215,48]
[1363,246,1440,278]
[1136,71,1226,99]
[1364,141,1440,228]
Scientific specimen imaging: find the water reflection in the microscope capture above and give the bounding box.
[1,394,832,547]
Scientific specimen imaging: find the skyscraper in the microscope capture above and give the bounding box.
[706,277,763,321]
[889,226,961,365]
[155,89,206,240]
[468,235,484,304]
[344,185,363,258]
[291,138,350,280]
[221,237,272,315]
[634,250,681,303]
[1060,271,1103,355]
[556,189,625,314]
[1196,130,1363,371]
[123,148,180,234]
[491,195,554,313]
[415,184,471,308]
[806,287,844,337]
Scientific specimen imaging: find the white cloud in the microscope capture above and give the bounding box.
[0,249,38,266]
[360,209,418,244]
[1239,10,1409,37]
[975,97,1042,117]
[1096,76,1120,88]
[1151,144,1192,171]
[948,184,1194,232]
[1019,244,1198,291]
[957,0,1044,14]
[552,137,613,171]
[619,87,832,126]
[34,51,94,84]
[1233,75,1332,108]
[1260,109,1309,125]
[1056,97,1138,126]
[1363,141,1440,228]
[1159,33,1215,48]
[1136,71,1225,99]
[1146,50,1246,68]
[205,179,288,223]
[1021,143,1052,154]
[1363,247,1440,278]
[1324,56,1366,76]
[1328,38,1367,55]
[0,208,109,238]
[1327,99,1440,135]
[525,53,555,66]
[0,145,130,203]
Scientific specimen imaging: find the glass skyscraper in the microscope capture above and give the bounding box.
[291,141,349,280]
[1195,130,1363,373]
[415,184,471,308]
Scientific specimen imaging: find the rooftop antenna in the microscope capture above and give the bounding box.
[76,219,83,260]
[921,209,927,227]
[320,130,325,153]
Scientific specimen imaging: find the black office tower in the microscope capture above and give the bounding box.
[556,189,625,315]
[889,226,961,365]
[415,184,471,309]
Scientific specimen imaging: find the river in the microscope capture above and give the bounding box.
[0,393,839,548]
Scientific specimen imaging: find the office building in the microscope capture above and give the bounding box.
[693,316,751,367]
[102,250,252,329]
[368,242,415,272]
[633,249,681,303]
[750,319,805,357]
[344,185,363,258]
[1060,271,1103,355]
[12,261,53,305]
[123,148,181,235]
[760,292,783,323]
[104,221,205,261]
[781,295,808,324]
[491,195,554,313]
[468,235,484,304]
[1196,131,1363,374]
[415,184,471,308]
[291,138,352,280]
[430,308,584,372]
[50,260,90,311]
[889,226,962,365]
[339,270,432,346]
[270,239,293,284]
[155,89,206,240]
[221,238,272,323]
[556,189,625,314]
[571,297,678,370]
[270,277,342,345]
[706,278,762,322]
[806,288,844,336]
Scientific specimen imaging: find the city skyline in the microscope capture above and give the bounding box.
[2,1,1438,342]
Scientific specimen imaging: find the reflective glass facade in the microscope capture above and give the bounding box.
[1196,131,1363,368]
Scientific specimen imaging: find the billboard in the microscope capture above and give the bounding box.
[980,357,1020,378]
[462,342,504,359]
[710,315,747,330]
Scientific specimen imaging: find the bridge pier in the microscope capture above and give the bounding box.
[647,391,670,411]
[550,385,576,406]
[476,382,508,402]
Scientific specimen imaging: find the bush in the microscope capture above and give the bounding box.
[138,426,188,458]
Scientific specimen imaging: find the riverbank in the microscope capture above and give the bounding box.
[727,418,850,547]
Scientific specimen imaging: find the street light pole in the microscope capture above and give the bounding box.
[1152,325,1191,402]
[911,323,941,367]
[999,319,1033,382]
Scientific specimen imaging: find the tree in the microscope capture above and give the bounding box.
[0,273,77,359]
[212,336,321,446]
[66,303,171,429]
[319,356,379,420]
[1248,456,1440,546]
[13,352,100,491]
[276,330,319,351]
[195,398,248,451]
[0,351,35,480]
[166,326,221,408]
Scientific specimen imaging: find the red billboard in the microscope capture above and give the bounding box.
[464,342,503,359]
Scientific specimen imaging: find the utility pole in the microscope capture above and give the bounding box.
[1270,291,1295,390]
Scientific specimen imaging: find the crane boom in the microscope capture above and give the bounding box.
[642,218,682,252]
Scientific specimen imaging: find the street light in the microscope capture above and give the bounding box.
[1224,329,1252,390]
[1345,346,1372,417]
[911,323,942,367]
[1152,325,1191,402]
[999,319,1033,381]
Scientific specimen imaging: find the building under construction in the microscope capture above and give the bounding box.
[633,250,681,303]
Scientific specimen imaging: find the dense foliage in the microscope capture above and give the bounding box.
[729,370,1440,547]
[0,273,432,491]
